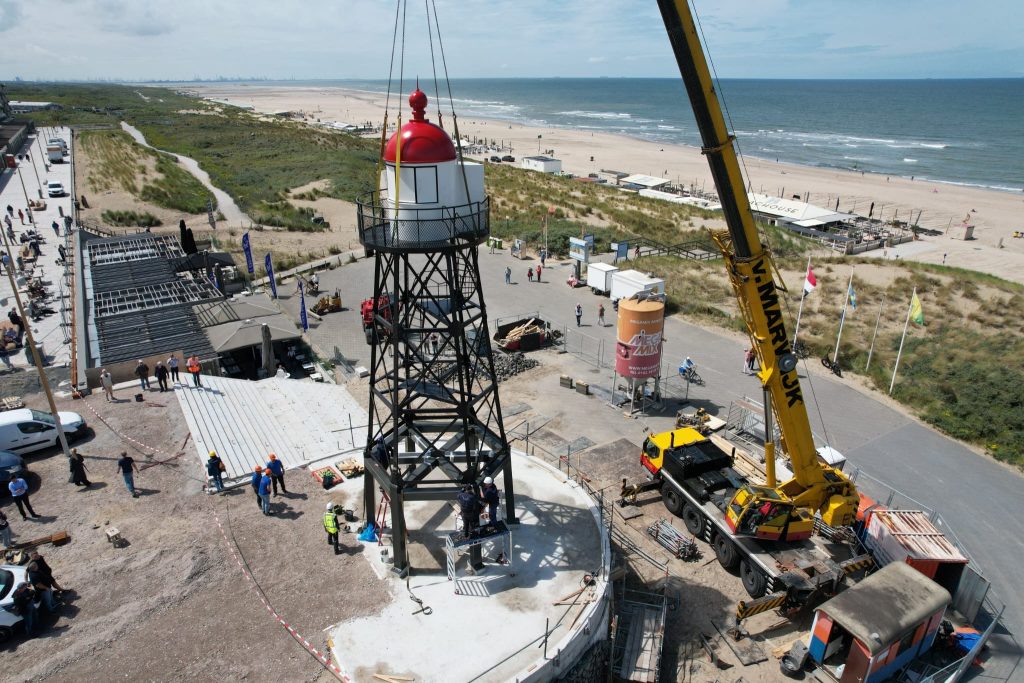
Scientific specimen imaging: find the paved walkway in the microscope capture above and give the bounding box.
[266,244,1023,676]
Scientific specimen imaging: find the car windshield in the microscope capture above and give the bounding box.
[0,569,13,601]
[30,409,55,425]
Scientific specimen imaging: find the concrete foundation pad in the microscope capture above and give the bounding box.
[330,452,611,683]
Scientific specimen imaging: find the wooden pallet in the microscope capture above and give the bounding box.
[336,458,365,477]
[0,396,25,412]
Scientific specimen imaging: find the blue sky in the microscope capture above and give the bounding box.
[2,0,1021,81]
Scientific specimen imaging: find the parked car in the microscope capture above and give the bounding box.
[489,156,502,163]
[0,450,28,488]
[0,564,30,640]
[0,408,87,455]
[502,155,515,162]
[46,181,65,197]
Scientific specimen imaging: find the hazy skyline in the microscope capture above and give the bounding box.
[2,0,1022,82]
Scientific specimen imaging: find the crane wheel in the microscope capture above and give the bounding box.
[741,560,768,598]
[713,533,740,570]
[661,484,684,516]
[681,503,705,537]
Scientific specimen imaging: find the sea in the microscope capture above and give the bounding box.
[285,78,1023,193]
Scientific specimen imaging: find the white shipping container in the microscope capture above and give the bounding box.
[610,269,665,302]
[585,262,618,294]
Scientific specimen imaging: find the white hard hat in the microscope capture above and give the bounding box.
[483,477,493,485]
[326,502,335,511]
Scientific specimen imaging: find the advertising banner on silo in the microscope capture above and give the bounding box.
[615,299,665,379]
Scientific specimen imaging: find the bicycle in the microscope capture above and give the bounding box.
[791,339,811,360]
[820,355,843,378]
[679,365,704,386]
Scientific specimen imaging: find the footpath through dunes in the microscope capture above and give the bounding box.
[120,121,253,226]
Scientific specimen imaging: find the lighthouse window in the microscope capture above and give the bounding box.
[397,166,438,204]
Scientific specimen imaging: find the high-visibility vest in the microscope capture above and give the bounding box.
[323,511,339,534]
[187,358,200,373]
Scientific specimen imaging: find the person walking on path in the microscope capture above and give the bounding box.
[186,355,202,387]
[51,220,59,237]
[99,368,115,401]
[504,266,511,284]
[744,347,756,374]
[323,503,341,554]
[598,303,606,327]
[0,509,12,548]
[167,354,181,383]
[116,451,139,498]
[536,264,542,282]
[527,267,533,283]
[8,475,40,519]
[17,209,24,225]
[250,466,264,509]
[266,453,287,495]
[134,360,150,390]
[154,362,169,392]
[575,303,583,327]
[258,470,273,515]
[206,451,225,492]
[68,448,91,487]
[540,249,546,267]
[482,477,500,527]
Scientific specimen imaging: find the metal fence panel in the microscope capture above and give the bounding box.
[951,565,989,624]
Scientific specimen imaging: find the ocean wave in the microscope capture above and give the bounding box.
[556,110,633,120]
[903,158,918,163]
[886,142,949,149]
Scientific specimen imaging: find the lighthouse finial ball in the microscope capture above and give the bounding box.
[410,89,428,120]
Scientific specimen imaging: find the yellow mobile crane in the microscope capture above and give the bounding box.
[656,0,859,539]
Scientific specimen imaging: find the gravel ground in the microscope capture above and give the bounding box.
[1,388,387,682]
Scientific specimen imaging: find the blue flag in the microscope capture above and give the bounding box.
[265,253,277,299]
[299,287,309,332]
[848,284,857,310]
[242,232,254,274]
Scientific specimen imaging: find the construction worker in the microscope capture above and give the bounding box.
[457,485,483,539]
[266,453,287,495]
[186,354,202,387]
[482,477,500,527]
[323,503,341,554]
[258,469,273,516]
[250,466,264,509]
[206,451,225,492]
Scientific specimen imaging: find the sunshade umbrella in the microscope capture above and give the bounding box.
[261,323,276,375]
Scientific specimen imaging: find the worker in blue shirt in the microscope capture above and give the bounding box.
[8,475,40,519]
[265,453,287,495]
[258,471,273,515]
[250,466,264,509]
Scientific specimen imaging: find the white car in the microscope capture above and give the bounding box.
[0,564,29,640]
[0,408,87,454]
[46,181,65,198]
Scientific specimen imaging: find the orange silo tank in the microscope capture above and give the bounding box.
[615,298,665,379]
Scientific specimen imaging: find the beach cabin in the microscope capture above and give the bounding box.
[521,155,562,174]
[808,562,950,683]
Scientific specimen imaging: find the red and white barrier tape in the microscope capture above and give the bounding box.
[81,397,176,457]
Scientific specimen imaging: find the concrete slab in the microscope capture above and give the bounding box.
[174,374,367,483]
[330,452,611,683]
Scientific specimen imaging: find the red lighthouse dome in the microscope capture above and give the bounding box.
[383,90,457,164]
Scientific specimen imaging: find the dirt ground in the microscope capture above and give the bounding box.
[0,386,386,683]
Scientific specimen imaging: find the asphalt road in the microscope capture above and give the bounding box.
[284,245,1022,680]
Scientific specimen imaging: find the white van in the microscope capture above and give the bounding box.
[0,409,87,455]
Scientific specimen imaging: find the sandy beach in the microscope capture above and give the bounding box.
[186,83,1024,283]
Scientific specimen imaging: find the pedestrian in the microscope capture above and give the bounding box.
[536,264,542,282]
[3,214,10,231]
[57,244,67,262]
[634,245,641,260]
[4,205,11,216]
[99,368,114,401]
[258,469,273,515]
[186,354,202,387]
[17,209,24,225]
[116,451,140,498]
[206,451,225,492]
[527,267,533,282]
[27,552,62,613]
[11,582,39,637]
[250,466,264,509]
[575,303,583,327]
[266,453,286,495]
[504,266,511,284]
[51,220,59,236]
[0,508,11,547]
[456,485,482,538]
[154,361,169,392]
[744,347,756,374]
[598,303,605,327]
[134,359,150,390]
[64,214,72,232]
[323,502,341,554]
[482,476,500,527]
[540,248,546,267]
[30,238,42,257]
[167,353,181,383]
[69,448,91,487]
[8,475,40,519]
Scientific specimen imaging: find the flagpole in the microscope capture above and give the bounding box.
[889,287,916,395]
[833,271,853,364]
[865,296,885,371]
[793,254,811,345]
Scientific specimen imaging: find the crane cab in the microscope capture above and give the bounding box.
[640,427,706,475]
[726,484,815,541]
